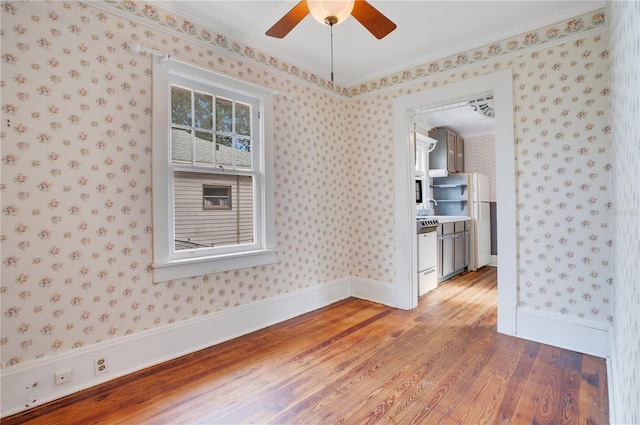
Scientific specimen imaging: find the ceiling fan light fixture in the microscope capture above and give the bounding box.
[308,0,355,26]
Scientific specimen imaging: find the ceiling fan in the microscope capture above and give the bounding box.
[265,0,397,40]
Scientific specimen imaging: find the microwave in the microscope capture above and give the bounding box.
[416,179,423,204]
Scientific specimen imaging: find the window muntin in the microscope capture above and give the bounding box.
[170,86,253,171]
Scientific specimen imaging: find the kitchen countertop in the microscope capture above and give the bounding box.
[417,215,471,223]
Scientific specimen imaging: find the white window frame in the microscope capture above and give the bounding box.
[152,58,275,282]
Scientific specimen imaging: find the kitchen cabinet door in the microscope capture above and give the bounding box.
[441,234,454,277]
[428,128,465,174]
[464,229,471,268]
[456,135,464,173]
[446,130,457,173]
[454,233,465,271]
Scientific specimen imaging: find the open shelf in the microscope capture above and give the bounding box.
[433,199,467,210]
[431,184,467,195]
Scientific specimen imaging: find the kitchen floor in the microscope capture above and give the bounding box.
[416,266,498,323]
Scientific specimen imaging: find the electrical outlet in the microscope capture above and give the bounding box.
[93,355,109,376]
[25,382,39,407]
[55,369,73,385]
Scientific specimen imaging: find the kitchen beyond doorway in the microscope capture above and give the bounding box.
[393,70,517,335]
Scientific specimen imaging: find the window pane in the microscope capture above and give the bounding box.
[216,135,233,168]
[235,102,251,136]
[216,97,232,132]
[174,171,254,250]
[194,91,213,130]
[171,128,192,164]
[195,131,214,166]
[171,86,192,126]
[235,138,252,170]
[203,185,231,210]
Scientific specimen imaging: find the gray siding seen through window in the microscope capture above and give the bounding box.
[174,171,254,249]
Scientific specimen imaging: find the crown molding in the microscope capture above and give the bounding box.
[353,1,606,86]
[88,1,607,98]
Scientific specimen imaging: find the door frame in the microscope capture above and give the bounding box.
[392,69,517,335]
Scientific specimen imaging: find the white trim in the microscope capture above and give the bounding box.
[1,278,614,418]
[393,104,419,310]
[151,58,276,281]
[516,308,610,359]
[351,277,396,307]
[153,249,277,282]
[0,278,351,418]
[392,69,518,336]
[491,71,518,336]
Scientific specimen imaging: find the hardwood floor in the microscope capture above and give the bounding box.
[3,267,609,424]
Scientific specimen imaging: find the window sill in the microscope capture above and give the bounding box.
[152,249,276,282]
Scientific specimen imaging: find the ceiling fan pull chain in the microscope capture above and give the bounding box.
[330,21,334,83]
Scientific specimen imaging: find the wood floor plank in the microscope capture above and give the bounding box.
[437,334,531,425]
[578,353,609,425]
[531,348,582,425]
[2,267,609,425]
[206,310,423,423]
[558,350,583,425]
[267,315,461,424]
[494,340,543,424]
[509,344,558,425]
[150,303,398,424]
[386,327,499,425]
[333,323,487,424]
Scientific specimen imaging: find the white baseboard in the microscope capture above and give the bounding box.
[0,277,351,418]
[489,255,498,266]
[516,307,610,358]
[351,277,396,307]
[2,281,615,419]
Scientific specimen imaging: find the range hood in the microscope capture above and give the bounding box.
[415,131,438,176]
[416,132,438,152]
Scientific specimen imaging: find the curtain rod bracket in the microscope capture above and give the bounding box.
[130,42,170,62]
[270,90,290,100]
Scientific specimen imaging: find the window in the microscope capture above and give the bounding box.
[203,185,231,210]
[152,59,275,282]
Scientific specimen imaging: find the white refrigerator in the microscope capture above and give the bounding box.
[468,173,491,270]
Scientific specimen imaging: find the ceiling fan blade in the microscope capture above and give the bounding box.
[265,1,310,38]
[351,0,397,39]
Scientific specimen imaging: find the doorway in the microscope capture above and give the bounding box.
[392,70,517,336]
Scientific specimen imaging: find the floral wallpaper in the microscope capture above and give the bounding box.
[608,0,640,423]
[350,34,612,321]
[1,1,351,366]
[464,134,497,202]
[1,0,613,374]
[348,9,605,97]
[511,36,612,319]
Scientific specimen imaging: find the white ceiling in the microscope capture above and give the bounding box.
[157,0,603,86]
[155,0,604,135]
